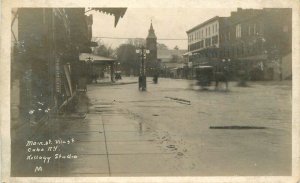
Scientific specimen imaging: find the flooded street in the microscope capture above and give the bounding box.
[6,5,297,182]
[11,77,292,176]
[85,77,292,176]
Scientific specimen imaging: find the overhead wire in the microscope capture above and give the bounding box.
[93,36,187,41]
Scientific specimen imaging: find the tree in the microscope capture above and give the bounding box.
[93,43,115,58]
[116,44,140,76]
[157,43,168,50]
[92,38,116,58]
[127,38,145,47]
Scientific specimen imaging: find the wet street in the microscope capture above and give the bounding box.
[11,77,292,176]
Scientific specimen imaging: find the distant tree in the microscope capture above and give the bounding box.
[157,43,168,50]
[116,44,140,75]
[127,38,145,47]
[174,45,179,50]
[93,39,115,58]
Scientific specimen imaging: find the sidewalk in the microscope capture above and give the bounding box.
[11,89,183,177]
[59,92,181,176]
[92,77,138,86]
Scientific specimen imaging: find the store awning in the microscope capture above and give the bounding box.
[79,53,116,64]
[91,8,127,27]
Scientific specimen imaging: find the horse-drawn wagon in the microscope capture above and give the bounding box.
[195,64,229,90]
[195,66,214,88]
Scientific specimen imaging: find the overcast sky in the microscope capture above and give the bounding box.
[88,8,236,50]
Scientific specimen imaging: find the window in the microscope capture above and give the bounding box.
[253,24,256,34]
[228,32,231,40]
[248,25,251,35]
[200,40,204,48]
[236,24,242,38]
[212,35,218,45]
[208,27,210,36]
[205,38,211,47]
[213,25,215,33]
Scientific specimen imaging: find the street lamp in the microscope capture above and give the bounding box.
[86,56,94,83]
[136,46,150,91]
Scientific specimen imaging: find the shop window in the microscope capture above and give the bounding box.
[236,24,242,38]
[205,38,211,47]
[212,35,218,45]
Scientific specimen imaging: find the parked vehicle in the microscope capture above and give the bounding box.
[115,71,122,80]
[195,66,214,88]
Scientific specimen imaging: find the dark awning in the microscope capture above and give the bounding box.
[79,53,116,64]
[91,8,127,27]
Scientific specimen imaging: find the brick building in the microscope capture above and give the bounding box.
[219,8,292,80]
[186,8,292,80]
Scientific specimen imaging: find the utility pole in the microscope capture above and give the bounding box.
[136,46,149,91]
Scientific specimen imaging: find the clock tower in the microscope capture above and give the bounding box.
[146,21,158,75]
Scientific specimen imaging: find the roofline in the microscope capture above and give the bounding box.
[186,16,224,34]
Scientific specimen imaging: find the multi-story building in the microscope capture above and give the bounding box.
[220,8,292,80]
[185,8,292,80]
[186,16,227,67]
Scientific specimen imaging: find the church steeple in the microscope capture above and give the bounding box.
[145,20,158,76]
[147,20,157,39]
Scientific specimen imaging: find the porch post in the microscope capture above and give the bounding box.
[110,62,115,82]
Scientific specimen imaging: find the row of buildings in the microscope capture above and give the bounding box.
[181,8,292,80]
[11,8,126,125]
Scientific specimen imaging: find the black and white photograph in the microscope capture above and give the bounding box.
[1,0,300,182]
